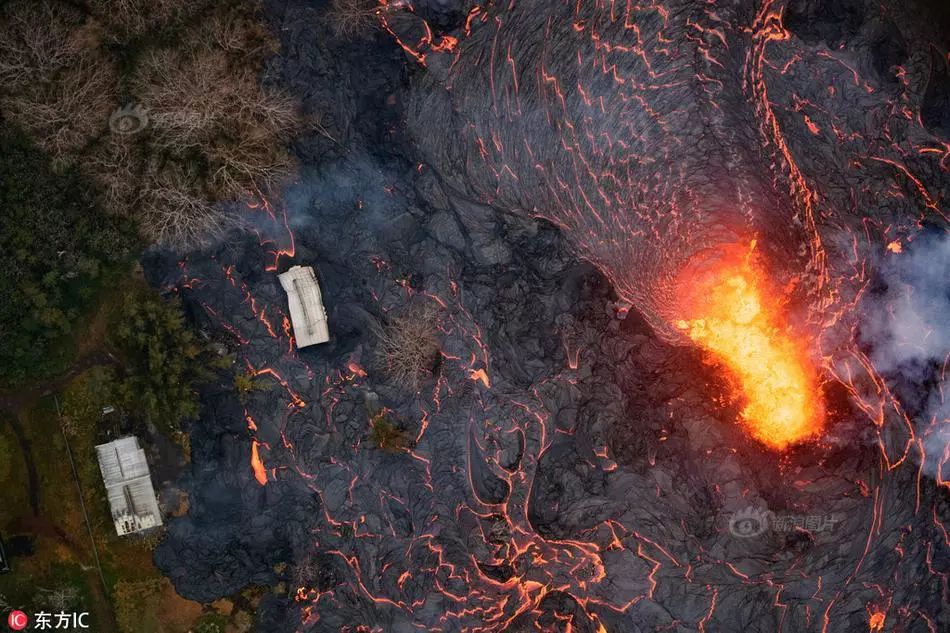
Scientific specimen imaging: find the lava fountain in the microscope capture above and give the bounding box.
[673,240,824,449]
[396,0,944,457]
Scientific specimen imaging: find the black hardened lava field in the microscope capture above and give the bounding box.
[0,1,948,632]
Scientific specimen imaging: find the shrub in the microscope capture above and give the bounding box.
[113,578,165,633]
[194,614,228,633]
[0,433,14,483]
[326,0,381,38]
[233,370,268,403]
[60,366,117,439]
[234,372,256,397]
[373,305,440,391]
[370,411,409,452]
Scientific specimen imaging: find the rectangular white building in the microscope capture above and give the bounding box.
[278,265,330,348]
[95,437,163,536]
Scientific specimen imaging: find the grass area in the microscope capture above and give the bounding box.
[0,250,256,631]
[0,403,105,621]
[1,365,260,633]
[0,415,29,522]
[0,198,241,631]
[0,6,277,627]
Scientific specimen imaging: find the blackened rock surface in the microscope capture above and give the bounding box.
[150,1,950,632]
[922,50,950,138]
[784,0,867,46]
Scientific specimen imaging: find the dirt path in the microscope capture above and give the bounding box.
[0,351,118,415]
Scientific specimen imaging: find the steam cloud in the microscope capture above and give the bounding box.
[861,231,950,477]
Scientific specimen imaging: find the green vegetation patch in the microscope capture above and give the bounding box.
[193,612,229,633]
[0,128,137,386]
[370,411,410,453]
[107,287,224,437]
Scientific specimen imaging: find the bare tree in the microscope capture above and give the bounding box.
[124,24,299,248]
[374,304,440,391]
[130,24,299,206]
[199,9,279,58]
[85,136,143,213]
[41,586,79,611]
[138,162,242,249]
[85,0,185,43]
[292,552,321,590]
[0,1,117,161]
[0,2,78,85]
[205,122,297,198]
[133,48,298,156]
[326,0,381,38]
[0,0,301,251]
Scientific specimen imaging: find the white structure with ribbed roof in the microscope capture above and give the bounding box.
[278,265,330,348]
[95,436,163,536]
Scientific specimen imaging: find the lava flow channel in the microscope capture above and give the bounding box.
[673,241,824,449]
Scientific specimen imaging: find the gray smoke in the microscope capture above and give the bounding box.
[861,231,950,476]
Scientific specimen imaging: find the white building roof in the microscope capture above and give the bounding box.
[278,265,330,348]
[95,437,163,536]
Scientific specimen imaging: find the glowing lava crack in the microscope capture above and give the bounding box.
[674,242,824,449]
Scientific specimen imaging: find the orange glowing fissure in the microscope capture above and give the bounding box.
[673,241,824,449]
[868,610,886,633]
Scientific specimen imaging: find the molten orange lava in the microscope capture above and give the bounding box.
[673,242,824,450]
[251,441,268,486]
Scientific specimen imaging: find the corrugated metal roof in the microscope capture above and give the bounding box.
[95,437,163,535]
[279,265,330,348]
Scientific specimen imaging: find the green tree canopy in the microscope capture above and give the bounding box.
[0,127,137,385]
[109,289,218,435]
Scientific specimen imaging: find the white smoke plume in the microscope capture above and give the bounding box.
[860,231,949,478]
